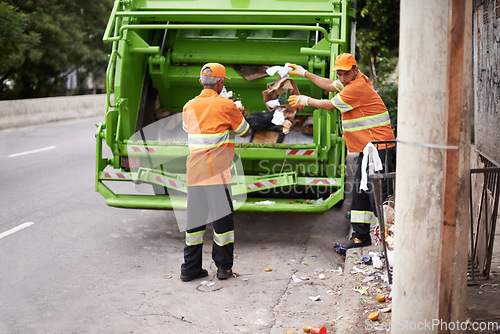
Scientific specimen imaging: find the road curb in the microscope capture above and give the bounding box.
[335,234,390,333]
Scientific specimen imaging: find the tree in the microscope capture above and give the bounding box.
[355,0,400,82]
[355,0,400,135]
[0,3,40,98]
[0,0,113,99]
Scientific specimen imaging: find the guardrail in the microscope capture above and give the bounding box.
[0,94,106,130]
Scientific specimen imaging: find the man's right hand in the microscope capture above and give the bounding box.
[288,64,307,77]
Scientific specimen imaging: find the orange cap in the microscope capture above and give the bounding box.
[201,63,230,80]
[333,53,357,71]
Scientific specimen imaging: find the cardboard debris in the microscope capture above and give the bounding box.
[232,64,269,81]
[251,130,280,143]
[262,76,302,133]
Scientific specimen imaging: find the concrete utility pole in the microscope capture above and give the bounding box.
[392,0,472,333]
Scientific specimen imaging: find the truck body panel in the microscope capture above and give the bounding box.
[96,0,355,213]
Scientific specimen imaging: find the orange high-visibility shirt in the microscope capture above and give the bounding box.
[331,71,395,152]
[183,89,250,186]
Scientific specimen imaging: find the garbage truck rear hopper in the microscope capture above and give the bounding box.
[95,0,356,213]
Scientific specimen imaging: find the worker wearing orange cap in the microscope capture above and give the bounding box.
[181,63,250,281]
[288,53,395,250]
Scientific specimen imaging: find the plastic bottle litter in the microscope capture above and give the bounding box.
[310,326,327,334]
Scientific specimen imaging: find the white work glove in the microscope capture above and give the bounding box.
[332,79,344,92]
[288,64,308,77]
[288,95,309,107]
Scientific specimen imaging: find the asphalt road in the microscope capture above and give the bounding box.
[0,117,351,333]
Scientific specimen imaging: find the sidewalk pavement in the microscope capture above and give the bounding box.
[334,224,500,334]
[334,231,393,333]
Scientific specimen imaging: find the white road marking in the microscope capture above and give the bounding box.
[0,222,34,239]
[8,145,56,158]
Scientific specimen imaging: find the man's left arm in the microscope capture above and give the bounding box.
[229,105,250,137]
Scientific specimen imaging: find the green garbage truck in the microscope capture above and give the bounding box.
[95,0,356,213]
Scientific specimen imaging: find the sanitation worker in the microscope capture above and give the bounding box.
[288,53,395,250]
[181,63,250,281]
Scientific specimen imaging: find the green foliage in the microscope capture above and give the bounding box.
[0,3,41,97]
[374,57,399,136]
[0,0,113,99]
[355,0,400,135]
[356,0,400,65]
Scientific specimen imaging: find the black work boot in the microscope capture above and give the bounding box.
[216,268,233,280]
[341,237,372,249]
[180,268,208,282]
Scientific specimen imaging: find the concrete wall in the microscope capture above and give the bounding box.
[0,94,106,130]
[473,0,500,164]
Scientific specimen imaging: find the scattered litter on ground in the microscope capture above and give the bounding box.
[333,243,347,256]
[308,295,321,301]
[372,255,383,269]
[310,326,327,334]
[353,286,368,295]
[380,305,392,313]
[332,315,343,323]
[318,273,326,280]
[351,266,369,275]
[291,274,303,283]
[329,266,343,275]
[264,267,272,272]
[162,275,172,279]
[368,312,379,321]
[200,280,215,287]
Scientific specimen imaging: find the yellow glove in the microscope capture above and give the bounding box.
[288,64,307,77]
[288,95,309,107]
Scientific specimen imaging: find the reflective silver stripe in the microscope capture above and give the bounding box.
[213,230,234,247]
[342,111,391,132]
[235,118,250,136]
[350,210,373,224]
[185,230,205,246]
[332,80,344,92]
[188,131,235,149]
[331,95,353,113]
[182,121,188,133]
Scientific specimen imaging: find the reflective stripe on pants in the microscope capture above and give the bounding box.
[350,210,373,224]
[214,230,235,247]
[185,230,205,246]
